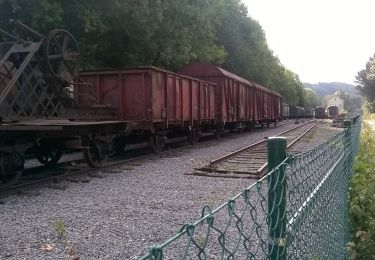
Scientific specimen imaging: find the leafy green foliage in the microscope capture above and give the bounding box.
[0,0,305,104]
[356,55,375,112]
[349,121,375,259]
[304,88,319,107]
[336,91,362,113]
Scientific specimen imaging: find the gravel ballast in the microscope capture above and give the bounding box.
[0,120,341,259]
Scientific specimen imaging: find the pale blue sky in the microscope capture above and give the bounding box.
[243,0,375,84]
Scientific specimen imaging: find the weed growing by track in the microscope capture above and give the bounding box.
[53,219,66,238]
[348,121,375,259]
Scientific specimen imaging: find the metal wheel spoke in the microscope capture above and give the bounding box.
[52,35,64,53]
[62,35,69,50]
[48,54,63,60]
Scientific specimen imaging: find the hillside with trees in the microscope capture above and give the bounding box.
[304,82,360,98]
[1,0,312,106]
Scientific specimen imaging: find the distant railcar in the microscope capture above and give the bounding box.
[282,103,289,119]
[327,105,339,118]
[315,106,326,119]
[304,107,314,118]
[289,105,304,118]
[178,62,282,131]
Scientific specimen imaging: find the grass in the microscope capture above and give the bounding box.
[348,120,375,259]
[53,219,66,238]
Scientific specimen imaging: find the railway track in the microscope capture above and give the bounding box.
[193,120,319,179]
[0,119,309,197]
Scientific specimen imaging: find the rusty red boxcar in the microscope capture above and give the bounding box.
[178,63,282,134]
[77,66,216,152]
[251,81,282,125]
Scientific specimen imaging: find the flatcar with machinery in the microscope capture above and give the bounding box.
[0,21,129,187]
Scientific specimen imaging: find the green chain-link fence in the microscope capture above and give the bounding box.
[140,116,361,259]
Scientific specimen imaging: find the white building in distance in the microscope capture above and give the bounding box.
[326,92,344,112]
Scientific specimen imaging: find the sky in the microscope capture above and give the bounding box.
[242,0,375,84]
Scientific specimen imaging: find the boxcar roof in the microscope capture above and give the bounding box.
[180,62,282,97]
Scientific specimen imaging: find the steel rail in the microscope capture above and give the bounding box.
[209,120,316,165]
[0,119,307,197]
[195,120,320,179]
[256,121,319,175]
[0,153,153,197]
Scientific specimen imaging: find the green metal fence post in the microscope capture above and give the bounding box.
[344,120,352,128]
[267,137,287,260]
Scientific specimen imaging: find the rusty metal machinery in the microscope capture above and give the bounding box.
[0,21,123,188]
[0,20,116,121]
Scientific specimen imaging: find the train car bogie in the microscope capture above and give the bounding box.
[187,127,201,145]
[112,135,127,155]
[82,135,113,168]
[35,143,62,167]
[148,132,166,154]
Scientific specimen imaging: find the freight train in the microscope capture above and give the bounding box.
[76,63,283,150]
[0,24,313,188]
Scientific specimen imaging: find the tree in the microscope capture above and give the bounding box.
[0,0,307,103]
[304,88,319,107]
[356,54,375,111]
[335,91,362,113]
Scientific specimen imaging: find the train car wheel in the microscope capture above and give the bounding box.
[36,145,62,166]
[83,139,108,168]
[149,133,165,154]
[0,152,24,189]
[187,129,200,145]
